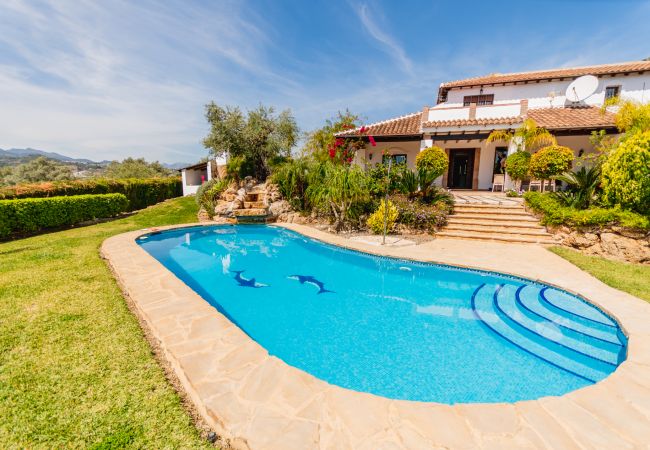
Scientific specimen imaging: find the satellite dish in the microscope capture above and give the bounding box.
[565,75,599,102]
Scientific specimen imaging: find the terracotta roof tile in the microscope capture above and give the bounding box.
[337,106,616,138]
[441,61,650,89]
[527,106,616,130]
[335,112,422,137]
[422,116,521,128]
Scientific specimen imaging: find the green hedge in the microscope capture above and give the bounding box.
[523,192,649,230]
[0,193,128,237]
[0,178,181,211]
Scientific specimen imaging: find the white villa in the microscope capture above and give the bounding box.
[339,60,650,191]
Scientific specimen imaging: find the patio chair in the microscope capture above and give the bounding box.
[529,179,558,192]
[492,174,505,192]
[528,179,542,191]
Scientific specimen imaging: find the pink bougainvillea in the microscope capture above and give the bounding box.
[328,125,376,164]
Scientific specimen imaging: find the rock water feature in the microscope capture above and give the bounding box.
[207,177,293,224]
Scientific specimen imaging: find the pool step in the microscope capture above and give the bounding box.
[517,285,621,345]
[472,283,626,382]
[496,285,620,366]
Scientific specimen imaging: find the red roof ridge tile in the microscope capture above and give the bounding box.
[334,111,422,136]
[440,60,650,89]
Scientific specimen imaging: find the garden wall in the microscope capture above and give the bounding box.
[550,226,650,264]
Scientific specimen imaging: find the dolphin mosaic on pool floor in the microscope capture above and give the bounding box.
[102,222,650,449]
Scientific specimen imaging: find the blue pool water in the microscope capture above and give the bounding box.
[138,225,627,404]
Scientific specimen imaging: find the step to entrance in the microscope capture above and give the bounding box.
[450,213,540,222]
[436,230,555,244]
[444,223,551,236]
[447,218,542,228]
[439,194,554,244]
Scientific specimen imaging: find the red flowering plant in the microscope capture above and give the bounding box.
[328,125,376,165]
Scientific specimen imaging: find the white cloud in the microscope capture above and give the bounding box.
[0,0,289,163]
[356,3,413,74]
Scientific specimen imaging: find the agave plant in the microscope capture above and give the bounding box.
[487,118,557,152]
[398,169,419,198]
[417,167,438,198]
[553,165,601,209]
[397,167,441,199]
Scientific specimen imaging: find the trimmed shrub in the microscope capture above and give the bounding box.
[415,146,448,179]
[601,131,650,214]
[0,193,128,237]
[366,199,399,234]
[504,151,531,183]
[196,178,229,218]
[524,192,649,230]
[0,178,181,211]
[528,145,574,181]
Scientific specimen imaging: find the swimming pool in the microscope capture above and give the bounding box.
[137,225,627,404]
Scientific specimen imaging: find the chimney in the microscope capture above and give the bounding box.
[468,102,477,120]
[520,99,529,116]
[421,106,429,127]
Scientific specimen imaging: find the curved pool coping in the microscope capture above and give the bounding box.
[101,223,650,449]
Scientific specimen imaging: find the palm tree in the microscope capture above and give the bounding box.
[554,165,601,209]
[487,118,557,153]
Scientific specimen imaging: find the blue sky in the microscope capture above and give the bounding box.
[0,0,649,163]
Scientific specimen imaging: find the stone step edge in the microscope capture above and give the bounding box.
[436,232,556,244]
[454,203,524,210]
[444,225,551,236]
[450,214,539,222]
[452,208,530,216]
[447,218,544,228]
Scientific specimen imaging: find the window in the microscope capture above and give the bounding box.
[493,147,508,174]
[463,94,494,106]
[382,154,407,165]
[605,85,621,100]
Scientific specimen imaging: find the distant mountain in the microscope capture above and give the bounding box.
[0,148,109,165]
[162,161,192,170]
[0,148,190,169]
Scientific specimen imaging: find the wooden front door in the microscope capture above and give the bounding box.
[448,149,475,189]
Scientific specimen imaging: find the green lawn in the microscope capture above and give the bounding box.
[0,197,213,448]
[549,246,650,303]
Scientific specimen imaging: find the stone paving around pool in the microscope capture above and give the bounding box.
[101,223,650,449]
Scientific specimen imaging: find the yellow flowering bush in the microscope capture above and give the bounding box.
[367,199,398,234]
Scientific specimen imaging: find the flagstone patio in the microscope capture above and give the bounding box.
[102,222,650,449]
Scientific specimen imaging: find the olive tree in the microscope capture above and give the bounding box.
[203,102,298,180]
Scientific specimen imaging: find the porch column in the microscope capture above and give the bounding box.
[472,148,481,190]
[206,160,213,181]
[441,148,450,188]
[181,170,189,196]
[504,139,520,190]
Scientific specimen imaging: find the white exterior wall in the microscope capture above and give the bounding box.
[443,73,650,108]
[358,141,421,170]
[181,167,208,196]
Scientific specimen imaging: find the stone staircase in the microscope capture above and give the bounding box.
[438,201,556,244]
